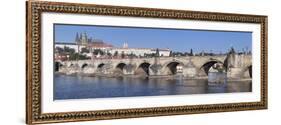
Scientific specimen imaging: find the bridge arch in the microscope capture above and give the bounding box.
[248,65,252,78]
[97,63,105,69]
[164,61,184,75]
[200,60,225,75]
[242,65,252,78]
[116,63,127,71]
[55,61,63,72]
[96,63,106,73]
[135,62,151,76]
[113,63,127,75]
[81,63,88,69]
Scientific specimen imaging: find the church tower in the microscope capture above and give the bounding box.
[123,42,128,48]
[81,32,88,46]
[75,32,80,44]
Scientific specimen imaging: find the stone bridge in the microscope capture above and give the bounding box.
[56,55,252,78]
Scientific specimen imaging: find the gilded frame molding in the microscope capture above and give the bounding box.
[26,0,268,124]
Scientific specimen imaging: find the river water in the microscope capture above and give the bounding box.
[54,74,252,100]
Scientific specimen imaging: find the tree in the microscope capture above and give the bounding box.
[55,47,63,54]
[190,49,193,56]
[100,50,105,56]
[114,51,118,57]
[169,51,173,57]
[129,52,134,59]
[68,53,89,60]
[121,51,125,58]
[107,52,112,57]
[172,51,185,57]
[144,53,147,57]
[248,50,252,55]
[63,46,75,54]
[229,47,236,54]
[93,49,104,55]
[155,48,160,57]
[81,47,89,53]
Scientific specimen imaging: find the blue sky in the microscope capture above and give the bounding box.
[54,24,252,53]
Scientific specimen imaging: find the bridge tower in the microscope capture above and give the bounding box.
[226,47,247,78]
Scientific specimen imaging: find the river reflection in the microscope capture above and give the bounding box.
[54,74,252,100]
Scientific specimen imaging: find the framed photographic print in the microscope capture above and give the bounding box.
[26,0,268,124]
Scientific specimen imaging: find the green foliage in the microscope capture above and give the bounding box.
[63,46,75,54]
[68,53,90,60]
[81,47,90,53]
[169,51,173,57]
[229,47,236,54]
[114,51,118,56]
[172,52,185,56]
[121,51,125,58]
[107,52,112,57]
[155,48,160,57]
[144,53,156,58]
[93,49,104,55]
[190,49,193,56]
[128,52,138,58]
[55,47,64,54]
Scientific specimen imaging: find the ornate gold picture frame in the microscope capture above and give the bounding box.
[26,0,268,124]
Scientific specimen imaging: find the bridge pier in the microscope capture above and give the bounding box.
[227,67,246,79]
[96,63,113,75]
[123,64,136,75]
[66,64,80,75]
[149,64,163,76]
[81,64,95,76]
[182,67,197,78]
[182,59,198,78]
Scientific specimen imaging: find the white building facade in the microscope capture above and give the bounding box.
[55,43,171,57]
[55,33,171,58]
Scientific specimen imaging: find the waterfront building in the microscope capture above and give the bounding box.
[55,32,171,60]
[55,42,79,52]
[107,43,170,57]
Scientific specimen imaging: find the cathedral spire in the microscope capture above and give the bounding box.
[123,42,128,48]
[75,32,80,44]
[79,33,82,40]
[81,32,87,45]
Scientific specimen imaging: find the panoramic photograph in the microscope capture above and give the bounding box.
[53,24,252,100]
